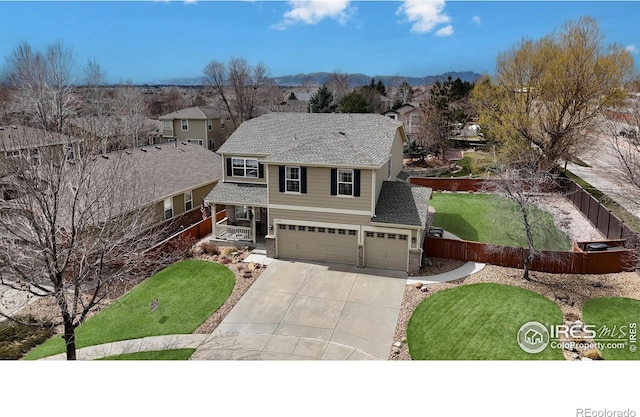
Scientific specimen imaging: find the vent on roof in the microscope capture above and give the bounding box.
[155,146,161,150]
[339,131,346,136]
[101,155,109,159]
[178,148,185,153]
[125,150,131,155]
[141,148,147,152]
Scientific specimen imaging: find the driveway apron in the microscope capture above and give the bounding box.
[192,260,407,360]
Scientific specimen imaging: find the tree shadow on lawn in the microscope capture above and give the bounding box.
[432,212,478,242]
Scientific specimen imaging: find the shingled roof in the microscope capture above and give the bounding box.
[159,106,228,120]
[218,113,405,168]
[372,181,432,227]
[0,125,81,152]
[205,182,267,206]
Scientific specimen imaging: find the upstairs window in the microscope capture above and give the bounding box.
[235,205,249,220]
[181,119,188,131]
[5,150,20,158]
[337,169,353,196]
[65,145,75,161]
[285,167,300,193]
[208,120,212,131]
[163,120,172,130]
[232,158,258,178]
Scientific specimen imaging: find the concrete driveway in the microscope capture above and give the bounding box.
[192,260,407,360]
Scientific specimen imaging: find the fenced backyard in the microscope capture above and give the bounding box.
[412,177,639,274]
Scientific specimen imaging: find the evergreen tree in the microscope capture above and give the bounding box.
[338,90,371,113]
[309,85,336,113]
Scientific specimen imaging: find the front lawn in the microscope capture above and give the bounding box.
[25,259,234,360]
[429,192,571,250]
[97,348,196,360]
[582,297,640,360]
[407,283,564,360]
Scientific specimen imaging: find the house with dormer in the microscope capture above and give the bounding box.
[205,113,432,273]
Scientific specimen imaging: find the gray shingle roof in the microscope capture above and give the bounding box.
[106,142,222,202]
[372,181,432,227]
[218,113,404,167]
[204,182,267,206]
[159,106,227,120]
[0,125,80,152]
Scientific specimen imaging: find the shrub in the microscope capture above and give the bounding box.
[222,247,236,257]
[584,348,603,360]
[220,257,232,265]
[201,242,220,255]
[0,316,55,360]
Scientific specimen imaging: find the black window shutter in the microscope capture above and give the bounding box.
[226,158,232,177]
[330,168,337,196]
[354,169,361,197]
[279,166,285,192]
[301,167,307,194]
[258,163,264,178]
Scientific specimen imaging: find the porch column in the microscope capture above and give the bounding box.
[251,206,256,243]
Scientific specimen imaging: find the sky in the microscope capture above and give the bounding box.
[0,1,639,84]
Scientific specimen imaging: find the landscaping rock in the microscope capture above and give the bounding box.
[415,282,423,289]
[420,286,429,292]
[393,341,403,348]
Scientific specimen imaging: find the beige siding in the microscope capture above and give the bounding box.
[169,119,207,147]
[268,165,373,212]
[269,208,371,228]
[222,154,267,184]
[391,130,404,179]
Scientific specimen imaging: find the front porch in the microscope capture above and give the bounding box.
[212,205,267,245]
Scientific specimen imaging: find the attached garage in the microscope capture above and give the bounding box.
[364,231,409,270]
[277,223,358,265]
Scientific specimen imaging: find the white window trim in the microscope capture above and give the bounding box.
[181,119,188,131]
[231,158,259,178]
[184,191,193,211]
[285,166,301,194]
[5,150,20,158]
[235,205,249,220]
[163,120,172,130]
[186,139,203,147]
[337,168,354,197]
[163,197,174,221]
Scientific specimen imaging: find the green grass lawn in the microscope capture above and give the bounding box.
[429,192,571,250]
[407,283,565,360]
[25,259,234,360]
[582,297,640,360]
[97,348,196,360]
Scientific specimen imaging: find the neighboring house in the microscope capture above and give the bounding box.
[384,103,422,143]
[205,113,432,273]
[158,106,232,151]
[69,117,163,152]
[110,142,222,224]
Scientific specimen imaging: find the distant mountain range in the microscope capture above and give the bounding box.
[157,71,482,87]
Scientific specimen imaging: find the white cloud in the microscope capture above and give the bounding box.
[397,0,451,34]
[435,24,454,37]
[272,0,353,30]
[472,15,481,26]
[625,44,638,54]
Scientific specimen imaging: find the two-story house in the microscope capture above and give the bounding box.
[205,113,432,273]
[158,106,231,151]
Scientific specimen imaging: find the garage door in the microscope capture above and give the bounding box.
[364,231,409,270]
[277,224,358,265]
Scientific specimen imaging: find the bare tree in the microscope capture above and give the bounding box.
[325,70,351,104]
[202,57,269,129]
[484,166,562,280]
[113,84,153,148]
[0,128,180,360]
[5,41,78,133]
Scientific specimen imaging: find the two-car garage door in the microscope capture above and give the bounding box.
[277,224,358,265]
[277,223,409,271]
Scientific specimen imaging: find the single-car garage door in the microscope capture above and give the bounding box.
[277,224,358,265]
[364,231,409,270]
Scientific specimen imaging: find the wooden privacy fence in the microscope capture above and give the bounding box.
[562,180,638,246]
[425,237,635,274]
[145,209,226,254]
[410,177,487,192]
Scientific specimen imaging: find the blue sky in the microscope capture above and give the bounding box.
[1,1,638,84]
